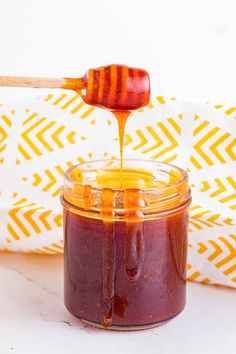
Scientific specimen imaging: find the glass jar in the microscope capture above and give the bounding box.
[61,159,191,330]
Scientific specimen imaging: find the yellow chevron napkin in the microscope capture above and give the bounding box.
[0,91,235,288]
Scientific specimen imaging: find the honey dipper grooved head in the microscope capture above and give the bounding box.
[82,64,150,111]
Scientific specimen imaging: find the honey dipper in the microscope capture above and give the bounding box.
[0,64,150,111]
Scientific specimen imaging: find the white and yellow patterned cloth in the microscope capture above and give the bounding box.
[0,91,235,288]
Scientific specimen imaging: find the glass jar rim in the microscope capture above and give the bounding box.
[62,159,191,219]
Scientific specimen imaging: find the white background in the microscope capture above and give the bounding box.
[0,0,236,103]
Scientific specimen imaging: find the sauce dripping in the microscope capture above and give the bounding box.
[68,64,150,327]
[65,64,150,187]
[112,111,130,187]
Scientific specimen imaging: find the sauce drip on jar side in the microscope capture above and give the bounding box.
[100,189,116,327]
[123,189,145,282]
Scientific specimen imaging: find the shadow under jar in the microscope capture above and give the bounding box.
[61,159,191,330]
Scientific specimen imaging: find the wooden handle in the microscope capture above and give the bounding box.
[0,76,85,91]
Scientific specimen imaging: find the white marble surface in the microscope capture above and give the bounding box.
[0,253,235,354]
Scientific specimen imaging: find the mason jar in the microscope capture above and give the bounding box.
[61,159,191,330]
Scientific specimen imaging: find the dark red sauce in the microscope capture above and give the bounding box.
[64,207,188,328]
